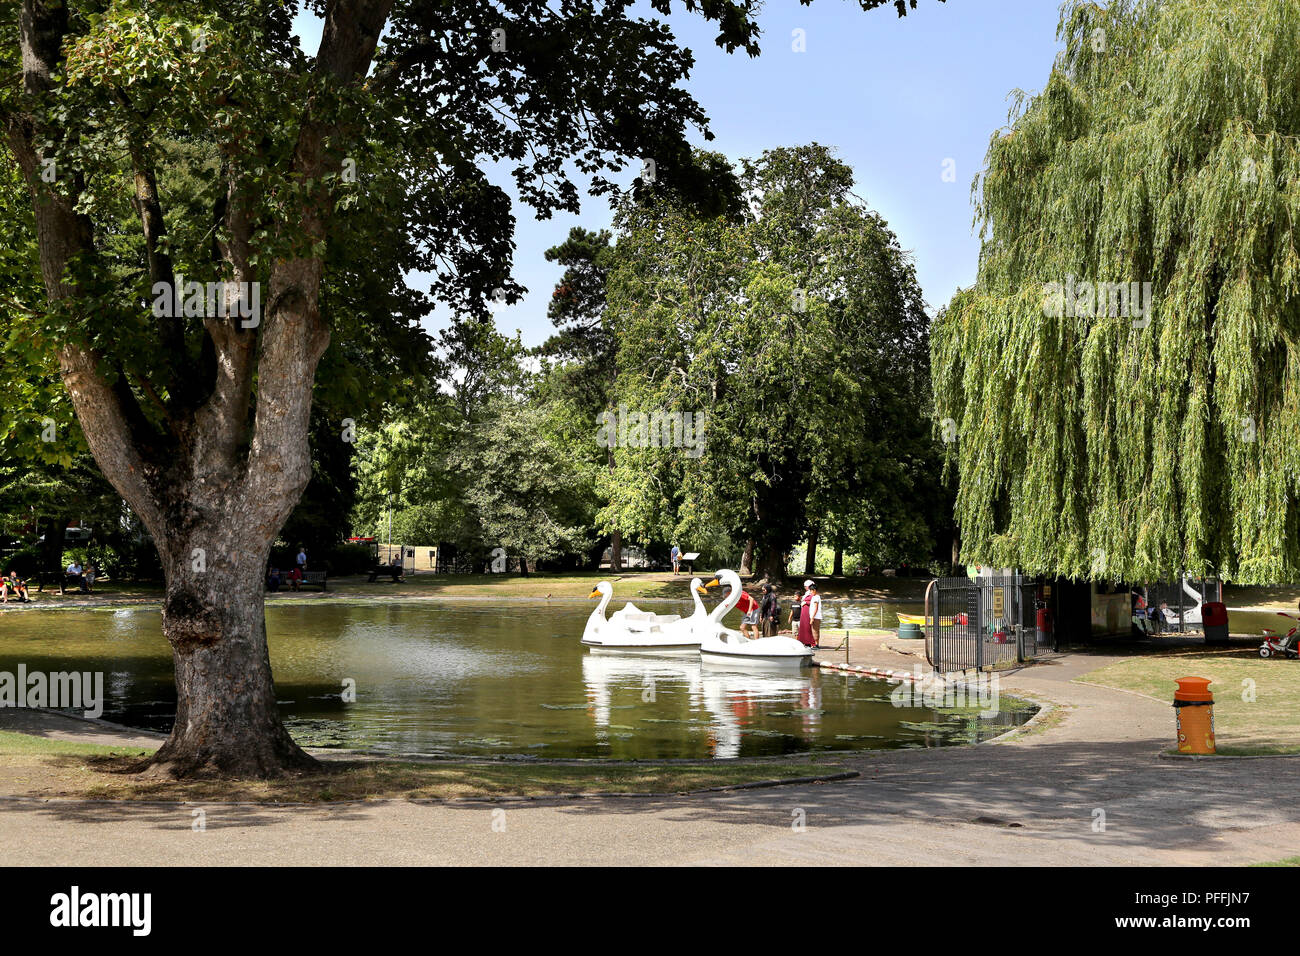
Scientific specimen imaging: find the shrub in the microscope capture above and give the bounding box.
[270,542,375,576]
[3,544,42,577]
[320,542,375,575]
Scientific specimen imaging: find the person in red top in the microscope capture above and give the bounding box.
[805,582,823,648]
[734,586,761,638]
[796,580,817,648]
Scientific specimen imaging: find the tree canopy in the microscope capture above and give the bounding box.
[604,145,940,578]
[933,0,1300,585]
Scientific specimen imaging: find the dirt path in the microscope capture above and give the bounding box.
[2,649,1298,866]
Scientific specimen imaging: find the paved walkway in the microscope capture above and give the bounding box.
[3,643,1299,866]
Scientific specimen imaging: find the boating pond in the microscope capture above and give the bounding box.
[0,600,1035,759]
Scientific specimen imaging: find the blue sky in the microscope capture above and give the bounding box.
[296,1,1064,346]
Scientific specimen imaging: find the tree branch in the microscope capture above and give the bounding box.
[14,0,170,539]
[242,0,395,522]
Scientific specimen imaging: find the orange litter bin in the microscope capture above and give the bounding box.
[1174,677,1216,754]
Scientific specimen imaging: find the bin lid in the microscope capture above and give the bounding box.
[1201,601,1228,626]
[1174,676,1213,701]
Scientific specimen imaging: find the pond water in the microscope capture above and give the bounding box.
[0,601,1033,759]
[818,601,923,631]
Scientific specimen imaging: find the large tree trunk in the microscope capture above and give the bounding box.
[833,546,844,577]
[755,543,786,583]
[610,529,622,571]
[37,516,67,593]
[607,447,622,570]
[739,538,754,576]
[127,281,327,778]
[151,549,313,777]
[804,525,819,576]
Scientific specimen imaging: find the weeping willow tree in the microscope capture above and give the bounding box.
[933,0,1300,585]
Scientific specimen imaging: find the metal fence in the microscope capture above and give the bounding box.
[1135,578,1222,634]
[926,575,1051,671]
[432,554,527,574]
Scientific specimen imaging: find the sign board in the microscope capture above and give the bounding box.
[682,552,700,561]
[992,586,1005,618]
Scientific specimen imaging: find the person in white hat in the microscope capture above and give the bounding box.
[805,581,823,648]
[795,580,815,648]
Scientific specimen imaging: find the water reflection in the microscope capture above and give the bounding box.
[582,654,826,758]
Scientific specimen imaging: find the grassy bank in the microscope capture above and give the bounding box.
[1,570,929,608]
[1224,584,1300,609]
[15,572,1300,612]
[1077,649,1300,755]
[0,580,164,607]
[0,729,848,803]
[349,571,929,603]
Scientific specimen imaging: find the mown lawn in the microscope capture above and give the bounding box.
[0,729,848,803]
[0,729,152,758]
[317,570,929,603]
[1078,649,1300,755]
[1,570,928,608]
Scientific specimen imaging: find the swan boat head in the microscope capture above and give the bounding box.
[702,569,744,623]
[689,577,708,617]
[699,569,811,664]
[585,582,613,635]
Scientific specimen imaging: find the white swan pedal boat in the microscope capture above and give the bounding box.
[698,569,814,669]
[582,578,710,655]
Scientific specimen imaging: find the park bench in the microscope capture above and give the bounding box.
[367,564,405,583]
[299,571,328,591]
[62,572,91,593]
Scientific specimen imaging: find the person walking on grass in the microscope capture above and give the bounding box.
[670,543,681,575]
